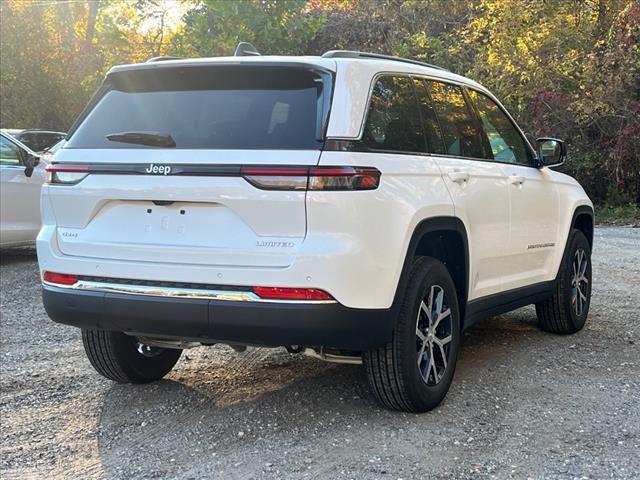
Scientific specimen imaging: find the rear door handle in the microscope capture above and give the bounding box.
[448,170,470,184]
[509,174,525,186]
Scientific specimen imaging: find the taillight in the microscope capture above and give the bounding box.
[241,166,380,191]
[241,166,309,191]
[308,166,380,191]
[253,286,334,301]
[43,271,79,285]
[45,164,90,185]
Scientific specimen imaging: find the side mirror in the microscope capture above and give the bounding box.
[23,153,40,178]
[536,137,566,168]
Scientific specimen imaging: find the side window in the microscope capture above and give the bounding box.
[413,78,446,154]
[362,76,425,153]
[0,136,23,166]
[426,81,485,159]
[467,89,532,165]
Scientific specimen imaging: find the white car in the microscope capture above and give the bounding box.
[6,129,66,153]
[37,47,593,412]
[0,132,46,247]
[39,139,66,162]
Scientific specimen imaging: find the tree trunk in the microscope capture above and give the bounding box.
[86,0,100,43]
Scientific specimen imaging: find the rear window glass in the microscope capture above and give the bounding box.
[66,66,330,150]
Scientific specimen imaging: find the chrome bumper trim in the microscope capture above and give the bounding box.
[42,280,337,304]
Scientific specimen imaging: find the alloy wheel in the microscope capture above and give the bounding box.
[416,285,453,385]
[571,248,589,317]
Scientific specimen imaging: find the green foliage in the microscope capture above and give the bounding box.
[595,203,640,225]
[0,1,96,128]
[0,0,180,129]
[450,0,639,206]
[1,0,637,206]
[171,0,323,56]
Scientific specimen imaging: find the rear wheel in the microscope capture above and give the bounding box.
[536,229,592,334]
[82,329,182,383]
[363,257,461,412]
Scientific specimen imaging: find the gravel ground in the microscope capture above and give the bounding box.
[1,226,638,479]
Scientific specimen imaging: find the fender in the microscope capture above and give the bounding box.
[392,216,470,322]
[554,204,594,278]
[569,205,594,246]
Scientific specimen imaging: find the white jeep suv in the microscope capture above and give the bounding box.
[38,48,593,412]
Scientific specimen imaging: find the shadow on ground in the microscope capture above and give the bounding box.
[95,310,546,478]
[0,247,37,266]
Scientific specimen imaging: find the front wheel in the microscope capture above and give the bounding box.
[536,229,592,334]
[363,257,461,412]
[82,329,182,383]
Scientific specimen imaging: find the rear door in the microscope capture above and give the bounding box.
[48,64,332,268]
[417,79,511,300]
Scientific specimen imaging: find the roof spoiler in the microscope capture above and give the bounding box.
[145,43,260,63]
[234,42,260,57]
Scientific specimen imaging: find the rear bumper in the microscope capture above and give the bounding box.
[42,285,396,350]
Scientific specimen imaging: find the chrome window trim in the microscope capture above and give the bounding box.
[335,70,538,168]
[42,279,338,305]
[336,70,488,142]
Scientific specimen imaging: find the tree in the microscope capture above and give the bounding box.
[171,0,323,56]
[0,0,182,130]
[1,0,637,205]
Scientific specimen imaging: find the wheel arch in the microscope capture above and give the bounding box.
[572,205,594,249]
[552,204,594,282]
[393,217,469,326]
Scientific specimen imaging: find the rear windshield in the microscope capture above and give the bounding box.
[66,66,331,150]
[16,132,65,152]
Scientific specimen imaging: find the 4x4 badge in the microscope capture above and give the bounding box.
[145,164,172,175]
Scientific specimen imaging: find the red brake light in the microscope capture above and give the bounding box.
[253,286,334,301]
[43,271,79,286]
[241,165,380,191]
[45,164,90,173]
[45,164,90,185]
[308,166,380,191]
[241,166,309,191]
[240,167,309,176]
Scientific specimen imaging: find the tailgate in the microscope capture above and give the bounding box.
[48,150,319,268]
[48,63,332,268]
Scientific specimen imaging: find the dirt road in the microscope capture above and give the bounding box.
[1,226,638,479]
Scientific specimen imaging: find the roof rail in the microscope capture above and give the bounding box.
[234,42,260,57]
[322,50,449,72]
[146,56,183,63]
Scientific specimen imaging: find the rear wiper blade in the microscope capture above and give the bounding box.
[106,131,176,148]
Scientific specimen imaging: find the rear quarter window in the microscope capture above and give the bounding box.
[361,75,426,153]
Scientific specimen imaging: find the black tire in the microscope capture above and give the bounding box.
[363,257,461,412]
[536,229,592,334]
[81,329,182,383]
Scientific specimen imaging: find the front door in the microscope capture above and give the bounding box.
[0,135,44,246]
[466,89,560,290]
